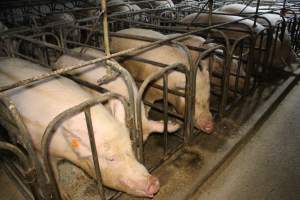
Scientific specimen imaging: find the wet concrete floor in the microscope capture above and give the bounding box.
[192,82,300,200]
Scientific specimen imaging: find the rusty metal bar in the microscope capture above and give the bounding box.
[101,0,110,56]
[84,108,105,199]
[0,93,48,199]
[136,63,189,163]
[163,73,168,155]
[0,11,272,93]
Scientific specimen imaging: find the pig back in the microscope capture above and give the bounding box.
[0,57,115,157]
[55,48,133,98]
[181,13,265,40]
[111,28,191,81]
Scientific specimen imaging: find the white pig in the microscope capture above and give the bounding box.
[108,0,141,12]
[168,33,246,94]
[215,4,297,67]
[181,13,297,68]
[0,57,159,198]
[54,48,180,141]
[111,28,214,133]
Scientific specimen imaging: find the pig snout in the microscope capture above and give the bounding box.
[145,175,160,197]
[120,174,160,197]
[196,118,214,134]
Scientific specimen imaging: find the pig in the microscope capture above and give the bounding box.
[131,0,174,9]
[181,13,266,39]
[151,0,175,8]
[177,0,204,8]
[111,28,214,133]
[108,0,141,12]
[37,13,80,42]
[181,13,297,68]
[167,33,246,95]
[54,48,180,141]
[215,4,297,67]
[0,57,159,198]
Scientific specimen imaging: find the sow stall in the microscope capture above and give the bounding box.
[0,0,299,200]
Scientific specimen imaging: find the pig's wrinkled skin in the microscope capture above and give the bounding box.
[168,34,246,94]
[0,57,159,198]
[54,48,180,141]
[111,28,214,133]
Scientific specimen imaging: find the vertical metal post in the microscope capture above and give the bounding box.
[208,0,213,27]
[283,0,287,10]
[84,108,106,199]
[101,0,111,56]
[254,0,261,27]
[163,74,168,155]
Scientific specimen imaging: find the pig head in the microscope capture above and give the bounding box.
[61,111,159,197]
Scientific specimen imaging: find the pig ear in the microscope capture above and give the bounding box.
[62,125,92,159]
[148,120,180,133]
[108,99,126,125]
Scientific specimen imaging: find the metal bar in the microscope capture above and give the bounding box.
[0,142,30,172]
[101,0,110,56]
[163,74,168,155]
[84,108,105,199]
[136,63,189,162]
[41,94,128,200]
[1,16,263,92]
[0,94,47,199]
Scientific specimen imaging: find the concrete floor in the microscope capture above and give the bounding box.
[193,82,300,200]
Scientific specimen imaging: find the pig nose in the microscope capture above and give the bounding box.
[198,120,214,134]
[146,176,160,197]
[204,121,214,133]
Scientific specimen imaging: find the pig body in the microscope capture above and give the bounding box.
[168,34,246,94]
[181,13,296,67]
[0,57,159,197]
[132,0,174,8]
[35,13,80,45]
[215,4,297,67]
[181,13,265,39]
[54,48,179,141]
[108,0,141,12]
[111,28,214,133]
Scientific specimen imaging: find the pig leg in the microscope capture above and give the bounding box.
[50,157,72,200]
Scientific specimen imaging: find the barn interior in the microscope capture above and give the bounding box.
[0,0,299,200]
